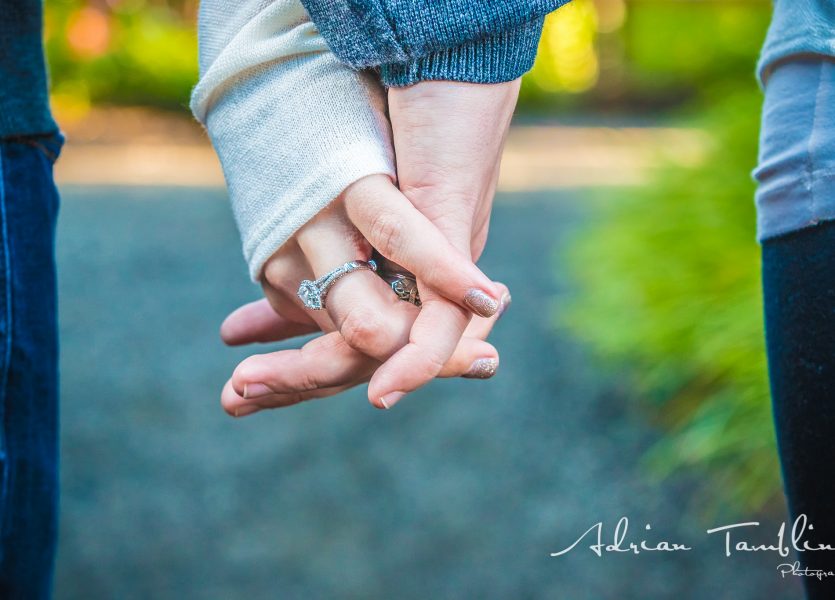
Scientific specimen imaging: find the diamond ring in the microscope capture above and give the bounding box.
[297,260,377,310]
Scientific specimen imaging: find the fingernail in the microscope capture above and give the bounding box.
[463,288,499,318]
[379,391,405,409]
[498,292,512,319]
[231,404,259,418]
[243,383,272,399]
[462,358,499,379]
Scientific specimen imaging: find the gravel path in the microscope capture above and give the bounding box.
[54,186,801,599]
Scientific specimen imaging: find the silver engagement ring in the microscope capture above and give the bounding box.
[297,260,377,310]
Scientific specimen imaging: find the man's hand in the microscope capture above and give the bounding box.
[389,79,520,257]
[361,79,520,404]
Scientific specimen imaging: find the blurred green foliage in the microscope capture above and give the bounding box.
[564,87,776,510]
[622,3,770,94]
[46,0,771,116]
[46,0,197,116]
[522,0,771,111]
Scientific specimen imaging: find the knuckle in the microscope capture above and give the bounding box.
[283,392,308,407]
[367,212,405,259]
[413,347,446,381]
[288,349,322,392]
[262,259,283,287]
[261,252,294,290]
[340,308,390,356]
[291,369,320,393]
[418,261,445,288]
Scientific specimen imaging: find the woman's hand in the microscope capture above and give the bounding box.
[221,174,507,415]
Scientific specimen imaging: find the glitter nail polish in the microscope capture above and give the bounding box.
[464,288,499,318]
[462,358,499,379]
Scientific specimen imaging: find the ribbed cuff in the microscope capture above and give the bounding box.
[380,18,544,87]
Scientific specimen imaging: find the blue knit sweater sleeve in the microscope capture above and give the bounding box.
[298,0,572,86]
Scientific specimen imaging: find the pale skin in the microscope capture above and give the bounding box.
[221,79,521,415]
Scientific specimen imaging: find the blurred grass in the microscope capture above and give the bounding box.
[515,0,777,514]
[523,0,777,513]
[563,86,775,513]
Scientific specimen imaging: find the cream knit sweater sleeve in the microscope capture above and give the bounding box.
[190,0,396,281]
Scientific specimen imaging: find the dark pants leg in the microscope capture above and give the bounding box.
[756,57,835,598]
[763,222,835,598]
[0,135,62,599]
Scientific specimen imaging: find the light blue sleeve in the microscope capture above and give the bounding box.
[755,60,835,241]
[758,0,835,84]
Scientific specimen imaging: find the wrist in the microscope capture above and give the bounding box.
[380,18,544,87]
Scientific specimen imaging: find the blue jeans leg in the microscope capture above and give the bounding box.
[0,134,62,599]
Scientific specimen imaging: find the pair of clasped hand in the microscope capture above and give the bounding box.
[221,80,519,415]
